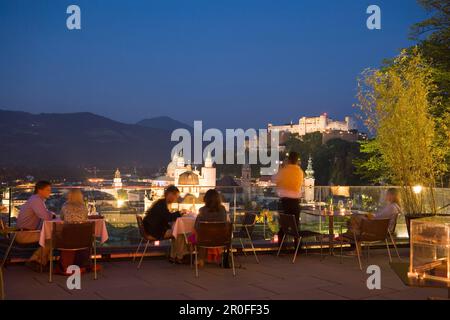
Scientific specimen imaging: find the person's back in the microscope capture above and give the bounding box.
[274,152,303,248]
[194,189,228,267]
[275,164,303,199]
[195,205,228,230]
[61,202,88,223]
[374,202,401,232]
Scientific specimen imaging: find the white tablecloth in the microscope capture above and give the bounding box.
[172,215,197,237]
[39,219,109,247]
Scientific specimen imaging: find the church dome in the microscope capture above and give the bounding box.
[178,171,199,185]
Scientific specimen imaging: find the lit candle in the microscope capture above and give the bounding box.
[273,235,279,243]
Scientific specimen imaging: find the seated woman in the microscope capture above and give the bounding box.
[57,189,90,274]
[341,188,401,253]
[193,189,229,268]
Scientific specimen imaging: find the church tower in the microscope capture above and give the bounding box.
[174,150,187,186]
[113,168,123,189]
[241,163,252,202]
[201,150,216,190]
[304,156,315,203]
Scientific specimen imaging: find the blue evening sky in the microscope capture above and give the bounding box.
[0,0,426,129]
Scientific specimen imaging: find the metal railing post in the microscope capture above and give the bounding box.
[8,187,12,227]
[233,187,237,229]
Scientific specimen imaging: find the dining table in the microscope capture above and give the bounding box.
[304,208,367,253]
[39,217,109,247]
[172,213,197,238]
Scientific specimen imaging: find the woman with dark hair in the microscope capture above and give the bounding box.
[194,189,229,267]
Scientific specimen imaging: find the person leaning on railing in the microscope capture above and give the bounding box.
[16,181,56,271]
[274,152,304,248]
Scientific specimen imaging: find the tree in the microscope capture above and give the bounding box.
[356,1,450,187]
[356,48,448,214]
[283,133,368,186]
[353,139,391,185]
[411,0,450,185]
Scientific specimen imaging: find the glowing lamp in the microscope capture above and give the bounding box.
[273,235,279,243]
[413,185,423,195]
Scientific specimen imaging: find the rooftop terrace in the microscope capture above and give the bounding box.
[3,248,449,300]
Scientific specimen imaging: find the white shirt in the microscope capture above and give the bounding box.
[374,202,401,232]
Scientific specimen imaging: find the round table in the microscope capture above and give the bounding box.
[304,208,367,253]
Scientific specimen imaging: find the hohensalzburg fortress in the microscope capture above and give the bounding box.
[268,113,356,136]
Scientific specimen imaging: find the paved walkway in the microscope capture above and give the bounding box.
[3,249,447,300]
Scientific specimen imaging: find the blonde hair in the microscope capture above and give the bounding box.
[66,189,84,205]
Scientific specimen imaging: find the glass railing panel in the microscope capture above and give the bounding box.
[2,185,449,248]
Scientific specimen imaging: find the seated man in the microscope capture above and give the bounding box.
[16,181,55,270]
[341,188,401,253]
[143,185,182,241]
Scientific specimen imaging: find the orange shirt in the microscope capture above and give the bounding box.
[275,164,304,199]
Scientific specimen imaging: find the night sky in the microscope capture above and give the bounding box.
[0,0,425,129]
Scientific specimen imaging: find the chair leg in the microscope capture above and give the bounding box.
[304,238,308,256]
[93,241,97,280]
[354,233,362,270]
[39,250,43,273]
[340,236,343,264]
[385,239,392,263]
[195,246,199,278]
[1,233,17,269]
[230,246,236,276]
[189,244,193,268]
[277,234,286,257]
[292,237,302,264]
[0,267,4,300]
[133,238,143,263]
[389,232,401,260]
[239,238,247,256]
[49,248,53,283]
[137,240,149,270]
[245,227,259,264]
[320,235,324,261]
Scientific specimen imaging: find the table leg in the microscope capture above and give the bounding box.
[329,216,334,255]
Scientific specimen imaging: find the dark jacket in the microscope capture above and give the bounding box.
[143,199,181,239]
[194,205,228,231]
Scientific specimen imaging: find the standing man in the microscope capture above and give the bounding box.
[275,152,304,246]
[16,181,55,270]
